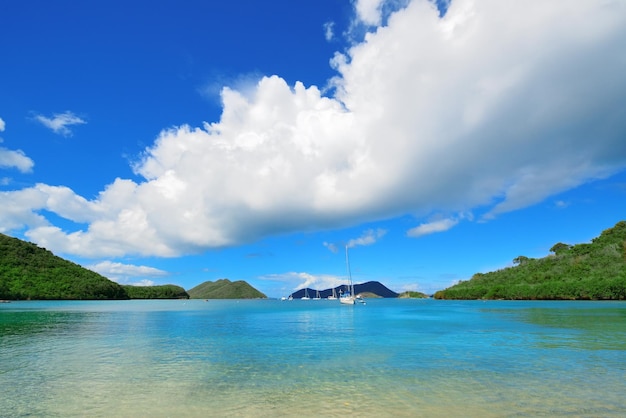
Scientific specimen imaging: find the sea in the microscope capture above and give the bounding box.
[1,298,625,417]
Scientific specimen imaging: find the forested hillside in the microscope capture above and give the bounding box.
[122,284,189,299]
[0,233,127,300]
[435,221,626,300]
[0,233,191,300]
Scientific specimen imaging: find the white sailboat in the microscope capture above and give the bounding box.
[340,245,356,305]
[313,289,321,300]
[301,288,310,300]
[327,287,337,300]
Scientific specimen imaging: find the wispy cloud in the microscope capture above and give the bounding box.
[86,260,169,286]
[323,21,335,41]
[347,228,387,248]
[323,242,339,253]
[553,200,570,209]
[324,228,387,253]
[199,71,264,104]
[407,218,458,238]
[34,111,86,137]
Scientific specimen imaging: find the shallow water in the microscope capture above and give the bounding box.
[1,299,625,417]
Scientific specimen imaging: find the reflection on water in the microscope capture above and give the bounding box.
[1,299,625,417]
[505,304,626,350]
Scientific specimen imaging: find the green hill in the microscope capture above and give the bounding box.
[434,221,626,300]
[188,279,266,299]
[122,284,189,299]
[0,233,127,300]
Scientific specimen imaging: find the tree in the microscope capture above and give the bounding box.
[513,255,530,265]
[550,242,571,255]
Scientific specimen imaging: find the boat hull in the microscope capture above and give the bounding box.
[339,296,355,305]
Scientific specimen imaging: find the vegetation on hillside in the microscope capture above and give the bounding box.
[434,221,626,300]
[188,279,266,299]
[0,233,192,300]
[0,233,127,300]
[122,284,189,299]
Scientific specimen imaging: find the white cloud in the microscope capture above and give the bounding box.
[398,282,421,292]
[0,187,51,233]
[0,120,35,173]
[324,228,387,252]
[347,228,387,248]
[0,147,34,173]
[86,260,168,286]
[323,241,339,253]
[355,0,385,26]
[2,0,626,259]
[34,111,86,136]
[323,21,335,42]
[258,271,344,292]
[333,0,626,220]
[407,218,458,237]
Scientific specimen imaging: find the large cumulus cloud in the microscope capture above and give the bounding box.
[2,0,626,258]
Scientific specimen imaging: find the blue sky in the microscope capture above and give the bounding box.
[1,0,625,297]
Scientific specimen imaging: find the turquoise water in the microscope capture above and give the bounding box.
[1,299,625,417]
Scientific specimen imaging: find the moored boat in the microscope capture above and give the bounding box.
[340,246,356,305]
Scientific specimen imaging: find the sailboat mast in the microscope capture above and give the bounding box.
[345,245,354,295]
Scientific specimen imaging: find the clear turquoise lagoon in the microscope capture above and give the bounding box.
[1,299,625,417]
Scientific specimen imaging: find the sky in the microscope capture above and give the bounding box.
[1,0,625,298]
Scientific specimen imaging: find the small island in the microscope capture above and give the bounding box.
[398,291,429,299]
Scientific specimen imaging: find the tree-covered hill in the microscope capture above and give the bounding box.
[122,284,189,299]
[188,279,267,299]
[0,233,192,300]
[434,221,626,300]
[0,233,127,300]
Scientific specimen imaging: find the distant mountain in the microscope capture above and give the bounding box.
[290,281,399,299]
[0,233,127,300]
[435,220,626,300]
[188,279,267,299]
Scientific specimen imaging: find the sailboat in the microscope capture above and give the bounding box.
[313,289,321,300]
[301,288,310,300]
[327,287,337,300]
[340,245,356,305]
